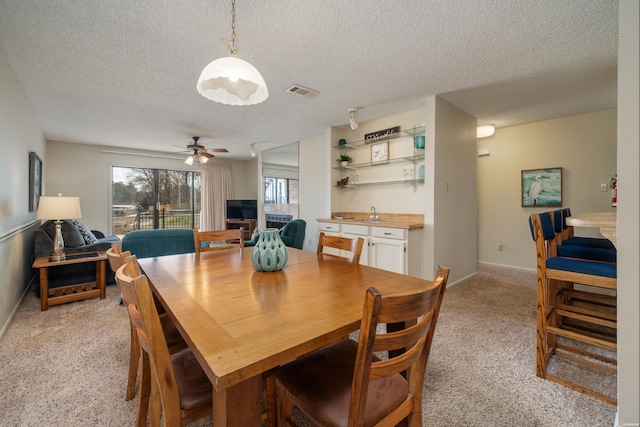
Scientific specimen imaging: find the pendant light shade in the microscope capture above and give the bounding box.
[197,55,268,105]
[197,0,268,106]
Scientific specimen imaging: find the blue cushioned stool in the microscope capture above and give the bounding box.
[529,212,617,405]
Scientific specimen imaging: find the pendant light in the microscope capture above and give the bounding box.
[197,0,268,106]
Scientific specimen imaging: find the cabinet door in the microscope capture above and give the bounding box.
[371,237,406,274]
[341,224,370,266]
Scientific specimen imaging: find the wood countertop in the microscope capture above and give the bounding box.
[318,212,424,230]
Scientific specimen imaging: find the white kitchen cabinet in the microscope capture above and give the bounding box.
[317,221,422,277]
[340,223,370,266]
[370,226,422,277]
[317,221,341,257]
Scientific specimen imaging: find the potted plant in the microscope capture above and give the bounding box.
[337,153,353,167]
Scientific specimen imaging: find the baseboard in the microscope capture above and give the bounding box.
[446,271,478,289]
[0,276,36,341]
[477,261,536,274]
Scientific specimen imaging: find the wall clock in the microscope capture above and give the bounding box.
[371,141,389,163]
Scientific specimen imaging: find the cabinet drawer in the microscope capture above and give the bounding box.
[372,226,406,240]
[318,222,341,233]
[341,224,369,236]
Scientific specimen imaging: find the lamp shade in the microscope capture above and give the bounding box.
[37,195,82,220]
[197,55,268,106]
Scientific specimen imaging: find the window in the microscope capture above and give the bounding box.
[264,177,298,204]
[112,166,201,236]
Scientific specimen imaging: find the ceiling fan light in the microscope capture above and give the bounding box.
[197,56,268,106]
[199,154,209,163]
[185,155,194,165]
[477,124,495,138]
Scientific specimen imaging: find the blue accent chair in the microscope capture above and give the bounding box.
[244,219,306,250]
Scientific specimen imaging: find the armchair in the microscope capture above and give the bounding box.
[244,219,306,250]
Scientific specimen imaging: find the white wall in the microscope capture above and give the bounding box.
[45,140,254,234]
[616,0,639,424]
[330,108,427,215]
[431,96,477,283]
[0,51,47,336]
[299,131,331,252]
[477,109,617,271]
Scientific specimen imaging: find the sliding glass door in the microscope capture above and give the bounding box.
[112,166,201,236]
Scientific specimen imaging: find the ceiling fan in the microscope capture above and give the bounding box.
[179,136,228,165]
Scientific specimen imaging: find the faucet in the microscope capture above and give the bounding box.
[369,206,379,222]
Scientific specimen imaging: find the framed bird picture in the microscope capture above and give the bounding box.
[521,167,562,207]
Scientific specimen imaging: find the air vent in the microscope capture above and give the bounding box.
[285,84,319,98]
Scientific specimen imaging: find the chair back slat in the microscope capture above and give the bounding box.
[317,232,364,264]
[194,228,244,255]
[349,266,449,426]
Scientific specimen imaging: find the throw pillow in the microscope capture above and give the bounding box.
[72,219,99,245]
[61,220,86,248]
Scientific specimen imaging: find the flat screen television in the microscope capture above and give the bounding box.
[226,199,258,220]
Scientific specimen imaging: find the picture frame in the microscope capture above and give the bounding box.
[29,151,42,212]
[521,167,562,207]
[371,141,389,164]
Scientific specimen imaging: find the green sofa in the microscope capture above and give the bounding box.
[121,228,195,258]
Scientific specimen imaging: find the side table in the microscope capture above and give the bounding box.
[32,251,108,311]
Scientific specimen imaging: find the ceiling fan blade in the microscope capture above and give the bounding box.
[200,152,214,159]
[207,148,228,153]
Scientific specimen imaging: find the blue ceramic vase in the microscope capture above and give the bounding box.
[251,228,288,272]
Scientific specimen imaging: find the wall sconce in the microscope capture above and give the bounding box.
[477,125,495,138]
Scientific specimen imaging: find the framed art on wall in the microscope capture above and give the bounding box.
[371,141,389,164]
[521,167,562,207]
[29,151,42,212]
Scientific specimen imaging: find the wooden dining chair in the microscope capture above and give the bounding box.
[316,232,364,264]
[193,228,244,256]
[275,266,449,427]
[115,256,186,406]
[106,243,125,272]
[530,212,617,404]
[118,261,212,427]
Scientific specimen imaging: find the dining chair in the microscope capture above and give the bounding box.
[316,232,364,264]
[193,228,244,256]
[530,212,617,404]
[275,266,450,427]
[106,242,124,272]
[115,256,186,406]
[118,261,212,427]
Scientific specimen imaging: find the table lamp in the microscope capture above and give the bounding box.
[36,193,82,261]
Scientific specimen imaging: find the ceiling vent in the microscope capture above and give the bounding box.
[285,84,319,98]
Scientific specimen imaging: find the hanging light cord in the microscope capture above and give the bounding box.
[221,0,238,55]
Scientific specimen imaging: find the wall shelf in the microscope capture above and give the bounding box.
[335,178,424,188]
[333,125,425,149]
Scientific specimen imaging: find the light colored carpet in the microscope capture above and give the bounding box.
[0,265,616,426]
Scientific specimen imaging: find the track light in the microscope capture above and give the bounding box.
[249,143,256,157]
[348,108,358,130]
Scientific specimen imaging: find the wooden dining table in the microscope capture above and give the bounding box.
[138,247,437,426]
[566,211,617,247]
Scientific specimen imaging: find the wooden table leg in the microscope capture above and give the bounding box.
[97,259,106,299]
[213,375,262,426]
[39,267,49,311]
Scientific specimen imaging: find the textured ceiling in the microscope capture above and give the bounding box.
[0,0,618,160]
